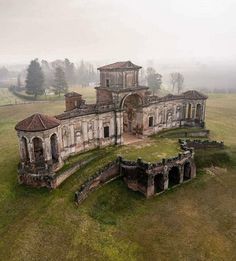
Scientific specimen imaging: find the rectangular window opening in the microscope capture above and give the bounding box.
[104,126,109,138]
[106,79,110,87]
[149,116,154,127]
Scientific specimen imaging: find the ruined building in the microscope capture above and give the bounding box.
[15,61,207,187]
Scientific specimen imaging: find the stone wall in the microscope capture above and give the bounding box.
[18,157,96,189]
[179,139,224,150]
[75,159,120,204]
[74,149,196,205]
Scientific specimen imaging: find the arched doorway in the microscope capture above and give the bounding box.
[33,137,44,163]
[122,93,143,135]
[183,162,191,181]
[21,137,29,162]
[196,104,201,120]
[154,173,164,193]
[50,134,59,163]
[168,166,180,188]
[187,104,192,118]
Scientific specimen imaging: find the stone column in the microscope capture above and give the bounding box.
[192,105,196,119]
[146,174,155,198]
[115,110,123,145]
[44,137,52,162]
[163,160,169,190]
[28,141,34,163]
[202,101,206,122]
[98,117,103,146]
[19,137,25,162]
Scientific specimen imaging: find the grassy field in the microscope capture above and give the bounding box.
[0,86,96,106]
[0,94,235,260]
[0,87,24,106]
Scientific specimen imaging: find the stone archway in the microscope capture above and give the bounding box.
[196,104,201,120]
[21,137,29,162]
[50,134,59,163]
[187,103,192,119]
[154,173,164,193]
[168,166,180,188]
[32,137,44,163]
[121,93,143,136]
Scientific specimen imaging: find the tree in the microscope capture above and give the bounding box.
[176,73,184,94]
[41,59,54,88]
[17,74,22,88]
[53,66,68,96]
[170,73,177,92]
[0,67,9,81]
[76,60,88,87]
[25,59,44,99]
[64,58,75,84]
[146,67,162,95]
[170,72,184,94]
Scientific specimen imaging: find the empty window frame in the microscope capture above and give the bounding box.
[149,116,154,127]
[104,126,109,138]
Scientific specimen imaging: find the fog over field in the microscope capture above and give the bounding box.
[0,0,236,91]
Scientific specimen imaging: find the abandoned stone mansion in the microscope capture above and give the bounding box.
[15,61,207,189]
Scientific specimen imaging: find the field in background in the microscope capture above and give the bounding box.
[0,86,96,106]
[0,94,235,260]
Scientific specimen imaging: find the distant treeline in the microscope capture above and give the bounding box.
[36,58,98,88]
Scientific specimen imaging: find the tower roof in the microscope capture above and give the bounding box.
[98,61,142,70]
[15,113,61,132]
[64,92,82,97]
[182,90,208,100]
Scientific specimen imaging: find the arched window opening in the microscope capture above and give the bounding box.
[21,137,29,162]
[168,166,180,188]
[51,134,59,163]
[184,162,191,181]
[196,104,201,120]
[33,137,44,163]
[187,104,192,118]
[154,173,164,193]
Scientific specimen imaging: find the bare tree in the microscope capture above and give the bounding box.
[176,73,184,94]
[170,72,184,94]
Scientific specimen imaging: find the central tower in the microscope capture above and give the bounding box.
[95,61,148,107]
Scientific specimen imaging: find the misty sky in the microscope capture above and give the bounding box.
[0,0,235,64]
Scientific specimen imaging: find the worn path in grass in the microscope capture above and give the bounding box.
[0,94,235,260]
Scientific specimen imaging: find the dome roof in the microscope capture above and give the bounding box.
[15,113,61,132]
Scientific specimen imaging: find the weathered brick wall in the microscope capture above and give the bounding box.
[96,88,113,104]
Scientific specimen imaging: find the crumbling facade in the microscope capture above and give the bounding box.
[15,61,207,186]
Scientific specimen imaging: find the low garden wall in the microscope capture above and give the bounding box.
[179,139,224,150]
[75,159,120,204]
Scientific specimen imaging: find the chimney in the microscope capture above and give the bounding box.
[64,92,84,111]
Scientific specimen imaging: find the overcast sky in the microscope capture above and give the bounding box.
[0,0,235,64]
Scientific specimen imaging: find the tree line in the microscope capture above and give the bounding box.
[20,58,99,98]
[145,67,184,95]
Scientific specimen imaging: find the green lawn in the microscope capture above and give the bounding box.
[0,94,235,260]
[0,88,23,106]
